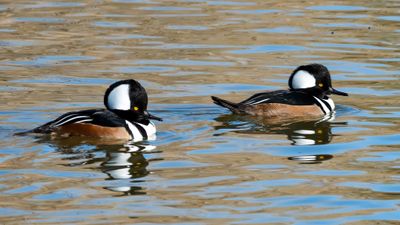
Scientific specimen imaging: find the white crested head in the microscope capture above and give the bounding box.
[290,70,316,89]
[106,84,131,110]
[103,79,163,122]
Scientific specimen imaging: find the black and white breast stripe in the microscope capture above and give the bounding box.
[312,97,334,115]
[125,120,156,141]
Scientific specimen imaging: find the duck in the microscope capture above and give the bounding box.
[25,79,162,141]
[211,63,348,120]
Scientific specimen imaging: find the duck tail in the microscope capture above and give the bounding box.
[211,96,242,113]
[14,121,55,136]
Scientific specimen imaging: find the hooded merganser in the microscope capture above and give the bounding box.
[211,64,348,119]
[26,79,162,141]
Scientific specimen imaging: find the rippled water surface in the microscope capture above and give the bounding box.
[1,0,399,224]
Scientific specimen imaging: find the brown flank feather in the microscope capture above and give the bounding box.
[243,103,324,118]
[54,123,131,139]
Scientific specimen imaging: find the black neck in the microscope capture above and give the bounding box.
[110,109,150,125]
[291,87,326,99]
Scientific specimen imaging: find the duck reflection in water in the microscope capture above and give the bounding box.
[101,142,161,194]
[213,114,347,146]
[213,114,347,164]
[33,136,162,195]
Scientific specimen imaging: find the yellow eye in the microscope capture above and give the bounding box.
[133,106,139,111]
[318,83,324,87]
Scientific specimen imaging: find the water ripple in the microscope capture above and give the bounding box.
[1,0,400,224]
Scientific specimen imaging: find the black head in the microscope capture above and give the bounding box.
[104,79,162,122]
[288,64,348,97]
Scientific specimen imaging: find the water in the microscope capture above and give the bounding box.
[1,0,399,224]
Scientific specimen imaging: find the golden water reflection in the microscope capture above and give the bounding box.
[1,0,400,223]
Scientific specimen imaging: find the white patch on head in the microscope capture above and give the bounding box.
[291,70,316,89]
[107,84,131,110]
